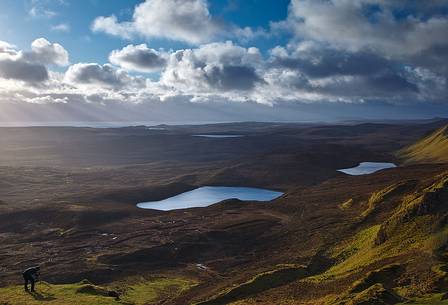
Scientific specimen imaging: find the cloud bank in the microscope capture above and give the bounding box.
[1,0,448,123]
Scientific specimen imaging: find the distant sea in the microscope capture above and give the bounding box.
[0,121,233,128]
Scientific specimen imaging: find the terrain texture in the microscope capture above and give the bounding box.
[0,120,448,304]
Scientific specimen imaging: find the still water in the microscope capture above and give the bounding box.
[338,162,397,175]
[192,134,244,138]
[137,186,283,211]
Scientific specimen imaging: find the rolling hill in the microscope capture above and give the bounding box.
[398,125,448,164]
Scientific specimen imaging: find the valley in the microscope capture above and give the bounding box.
[0,120,448,304]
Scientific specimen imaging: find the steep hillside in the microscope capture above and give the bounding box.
[398,125,448,164]
[196,171,448,305]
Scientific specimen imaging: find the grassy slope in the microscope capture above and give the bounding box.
[398,125,448,164]
[0,277,195,305]
[202,172,448,305]
[321,172,448,304]
[196,265,307,305]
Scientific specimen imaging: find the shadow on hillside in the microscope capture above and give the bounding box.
[29,290,56,301]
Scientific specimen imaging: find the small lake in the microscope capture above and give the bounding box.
[137,186,283,211]
[192,134,244,138]
[338,162,397,175]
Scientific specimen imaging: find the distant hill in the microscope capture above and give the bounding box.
[398,124,448,164]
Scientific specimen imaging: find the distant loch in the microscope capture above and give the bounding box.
[338,162,397,175]
[192,134,244,138]
[137,186,283,211]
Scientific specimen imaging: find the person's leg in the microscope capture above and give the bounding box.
[30,278,35,292]
[24,276,29,291]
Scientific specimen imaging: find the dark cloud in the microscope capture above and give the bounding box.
[284,0,448,58]
[271,47,393,78]
[308,73,418,98]
[0,58,49,83]
[109,44,167,73]
[64,63,142,89]
[410,43,448,76]
[205,65,262,91]
[268,44,419,100]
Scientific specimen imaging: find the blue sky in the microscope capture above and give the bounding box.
[0,0,447,123]
[0,0,290,63]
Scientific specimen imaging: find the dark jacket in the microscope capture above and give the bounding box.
[23,267,40,280]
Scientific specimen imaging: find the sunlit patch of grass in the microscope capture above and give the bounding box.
[0,276,196,305]
[376,173,448,246]
[311,225,381,281]
[398,125,448,164]
[0,282,117,305]
[196,265,307,305]
[361,182,408,218]
[119,277,195,305]
[339,198,354,210]
[312,217,437,281]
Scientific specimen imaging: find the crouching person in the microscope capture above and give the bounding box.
[23,266,40,292]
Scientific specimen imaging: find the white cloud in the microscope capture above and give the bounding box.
[0,38,69,84]
[29,6,56,18]
[109,44,167,73]
[28,0,57,18]
[25,95,68,104]
[0,41,17,54]
[161,41,264,93]
[92,0,219,44]
[51,23,70,32]
[92,0,264,44]
[92,16,134,40]
[24,38,69,66]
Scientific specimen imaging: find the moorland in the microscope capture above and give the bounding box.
[0,119,448,304]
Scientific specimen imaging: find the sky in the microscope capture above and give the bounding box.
[0,0,447,124]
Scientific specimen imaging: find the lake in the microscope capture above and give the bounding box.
[338,162,397,175]
[137,186,283,211]
[192,134,244,138]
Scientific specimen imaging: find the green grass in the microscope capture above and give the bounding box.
[312,214,440,282]
[361,182,408,218]
[398,125,448,164]
[196,265,307,305]
[377,173,448,246]
[119,278,194,305]
[0,277,196,305]
[311,225,381,280]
